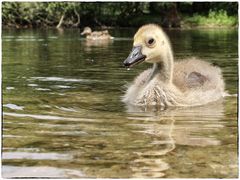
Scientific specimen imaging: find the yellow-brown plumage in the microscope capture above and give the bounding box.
[123,24,225,107]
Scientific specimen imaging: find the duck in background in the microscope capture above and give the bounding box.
[81,27,114,40]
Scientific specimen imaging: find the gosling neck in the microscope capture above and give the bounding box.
[151,46,174,84]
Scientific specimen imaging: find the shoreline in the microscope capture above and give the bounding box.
[2,24,238,30]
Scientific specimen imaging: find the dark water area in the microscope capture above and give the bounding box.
[2,28,238,178]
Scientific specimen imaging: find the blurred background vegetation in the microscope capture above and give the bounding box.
[2,2,238,29]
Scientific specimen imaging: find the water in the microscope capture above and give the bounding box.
[2,28,238,178]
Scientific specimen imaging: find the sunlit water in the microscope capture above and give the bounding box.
[2,28,238,178]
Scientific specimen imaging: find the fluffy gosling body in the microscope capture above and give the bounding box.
[123,24,225,107]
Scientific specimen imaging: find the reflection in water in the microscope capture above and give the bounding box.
[129,118,174,178]
[82,38,113,48]
[2,97,229,178]
[125,100,224,177]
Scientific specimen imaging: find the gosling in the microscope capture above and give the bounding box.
[123,24,225,107]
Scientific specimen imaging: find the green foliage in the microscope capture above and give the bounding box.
[2,2,81,27]
[185,10,238,27]
[2,2,238,28]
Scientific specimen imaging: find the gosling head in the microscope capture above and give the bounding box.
[123,24,171,67]
[81,27,92,35]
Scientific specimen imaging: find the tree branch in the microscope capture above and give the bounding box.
[56,14,65,29]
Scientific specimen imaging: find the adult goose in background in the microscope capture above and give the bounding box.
[123,24,225,107]
[81,27,114,40]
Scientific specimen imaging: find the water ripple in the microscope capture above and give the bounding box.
[3,112,96,122]
[2,166,84,178]
[3,152,72,160]
[3,104,24,110]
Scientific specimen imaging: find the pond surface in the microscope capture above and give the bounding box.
[2,28,238,178]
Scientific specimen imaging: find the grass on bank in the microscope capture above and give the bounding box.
[183,10,238,28]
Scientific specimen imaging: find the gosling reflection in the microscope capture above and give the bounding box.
[129,118,175,178]
[126,100,224,177]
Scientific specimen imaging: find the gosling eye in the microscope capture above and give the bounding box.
[146,38,155,47]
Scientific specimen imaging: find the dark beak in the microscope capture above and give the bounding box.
[123,46,146,67]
